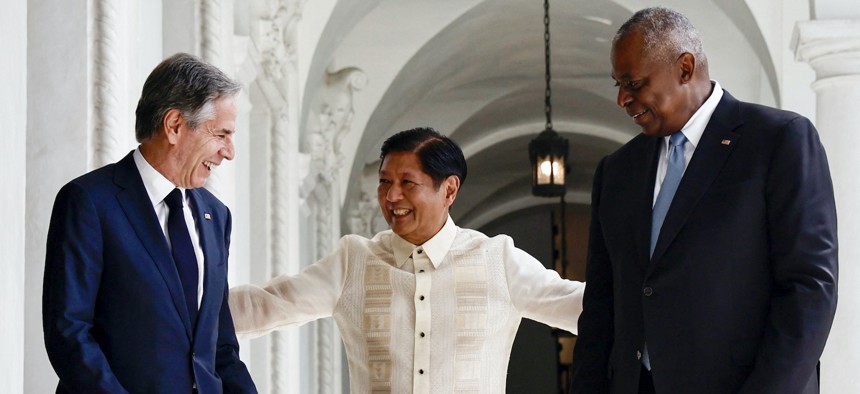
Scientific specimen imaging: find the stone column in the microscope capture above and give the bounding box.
[200,0,232,203]
[303,66,366,394]
[200,0,223,66]
[92,0,129,169]
[793,19,860,393]
[247,1,306,392]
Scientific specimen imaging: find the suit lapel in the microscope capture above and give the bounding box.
[635,137,662,269]
[114,152,194,339]
[649,92,742,265]
[187,189,219,335]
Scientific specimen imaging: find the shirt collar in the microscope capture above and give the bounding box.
[392,215,458,269]
[666,80,723,150]
[133,147,186,206]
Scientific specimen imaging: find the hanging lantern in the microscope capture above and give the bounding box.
[529,0,569,197]
[529,128,568,196]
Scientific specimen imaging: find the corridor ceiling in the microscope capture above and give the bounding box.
[301,0,777,229]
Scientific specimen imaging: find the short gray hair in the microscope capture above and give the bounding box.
[135,53,240,142]
[614,7,707,70]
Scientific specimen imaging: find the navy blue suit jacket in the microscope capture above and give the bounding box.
[571,91,838,393]
[43,151,257,394]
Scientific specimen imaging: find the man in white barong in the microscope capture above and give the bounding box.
[230,127,584,393]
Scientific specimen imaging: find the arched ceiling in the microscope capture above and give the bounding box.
[301,0,779,229]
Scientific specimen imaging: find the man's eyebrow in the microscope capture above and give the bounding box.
[378,170,420,178]
[612,72,631,81]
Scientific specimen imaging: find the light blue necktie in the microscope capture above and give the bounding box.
[643,131,687,370]
[650,132,688,257]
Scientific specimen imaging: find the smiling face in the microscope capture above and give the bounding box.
[165,96,237,188]
[611,30,693,137]
[377,151,459,245]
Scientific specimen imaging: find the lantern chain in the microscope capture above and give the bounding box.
[544,0,553,131]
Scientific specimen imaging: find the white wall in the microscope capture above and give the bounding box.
[744,0,817,118]
[25,0,91,392]
[812,0,860,19]
[1,1,27,392]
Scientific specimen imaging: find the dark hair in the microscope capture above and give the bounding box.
[379,127,467,189]
[134,53,241,142]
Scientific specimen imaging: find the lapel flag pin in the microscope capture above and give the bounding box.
[204,213,212,220]
[721,139,731,145]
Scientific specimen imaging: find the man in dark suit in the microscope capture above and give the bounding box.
[43,53,257,393]
[571,7,838,394]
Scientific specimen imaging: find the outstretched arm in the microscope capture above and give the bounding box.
[229,237,350,339]
[504,237,585,335]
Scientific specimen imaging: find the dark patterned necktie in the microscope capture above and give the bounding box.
[164,188,198,327]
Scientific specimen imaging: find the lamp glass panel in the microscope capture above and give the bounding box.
[552,157,565,185]
[537,156,552,185]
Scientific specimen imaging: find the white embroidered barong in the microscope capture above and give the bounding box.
[230,216,584,393]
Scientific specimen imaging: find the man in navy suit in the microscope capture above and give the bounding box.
[43,53,257,393]
[571,7,838,394]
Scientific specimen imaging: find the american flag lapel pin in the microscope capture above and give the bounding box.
[204,213,212,220]
[721,139,732,146]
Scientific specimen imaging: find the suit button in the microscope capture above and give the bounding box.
[643,286,653,297]
[636,350,642,360]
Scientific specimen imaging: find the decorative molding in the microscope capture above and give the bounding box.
[792,19,860,80]
[303,65,366,394]
[347,161,388,239]
[250,2,309,393]
[92,0,123,169]
[270,109,293,394]
[347,191,381,238]
[811,74,860,92]
[253,0,304,82]
[201,0,225,198]
[201,0,222,65]
[319,67,368,163]
[271,109,292,277]
[307,66,367,257]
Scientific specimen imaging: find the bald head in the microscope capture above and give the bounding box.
[614,7,708,77]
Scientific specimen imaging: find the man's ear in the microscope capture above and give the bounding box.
[678,52,696,83]
[162,108,184,144]
[444,175,460,206]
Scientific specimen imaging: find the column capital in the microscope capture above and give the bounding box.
[792,19,860,81]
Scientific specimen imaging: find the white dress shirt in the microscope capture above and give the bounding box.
[133,148,205,308]
[653,81,724,205]
[230,216,584,393]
